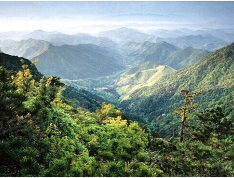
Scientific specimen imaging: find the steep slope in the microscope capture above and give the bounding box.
[31,43,125,79]
[98,27,156,44]
[0,52,43,81]
[0,52,106,111]
[120,43,234,136]
[116,61,176,100]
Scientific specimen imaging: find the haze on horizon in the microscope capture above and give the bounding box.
[0,1,234,34]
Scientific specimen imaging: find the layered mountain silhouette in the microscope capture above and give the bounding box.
[98,27,156,44]
[30,43,125,79]
[121,41,209,69]
[156,35,228,51]
[0,39,125,79]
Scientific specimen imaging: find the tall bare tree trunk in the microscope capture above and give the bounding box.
[180,89,189,143]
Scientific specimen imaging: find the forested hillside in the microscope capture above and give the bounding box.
[1,52,234,176]
[0,52,43,81]
[1,1,234,177]
[120,43,234,136]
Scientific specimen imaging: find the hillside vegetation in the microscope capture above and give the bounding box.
[0,52,105,111]
[1,53,234,177]
[116,61,175,100]
[120,43,234,136]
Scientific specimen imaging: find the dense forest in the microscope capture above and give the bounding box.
[0,52,234,176]
[1,1,234,177]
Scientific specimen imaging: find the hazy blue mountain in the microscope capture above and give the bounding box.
[93,37,118,50]
[22,30,118,49]
[23,30,81,46]
[178,28,234,43]
[148,28,234,43]
[0,38,50,59]
[156,34,228,51]
[30,43,125,79]
[147,29,188,38]
[204,29,234,43]
[0,39,18,54]
[0,31,30,40]
[22,30,61,40]
[98,27,156,44]
[0,39,16,47]
[0,38,124,80]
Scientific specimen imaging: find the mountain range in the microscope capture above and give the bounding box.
[148,28,234,43]
[120,43,234,136]
[121,41,209,69]
[98,27,157,44]
[0,28,234,132]
[0,38,125,79]
[0,38,50,59]
[156,34,228,51]
[30,43,125,79]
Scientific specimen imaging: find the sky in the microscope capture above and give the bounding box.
[0,1,234,34]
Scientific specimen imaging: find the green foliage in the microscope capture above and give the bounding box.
[147,95,234,177]
[62,86,105,112]
[1,50,234,177]
[0,65,159,177]
[121,43,234,137]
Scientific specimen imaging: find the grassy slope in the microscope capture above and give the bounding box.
[116,61,176,100]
